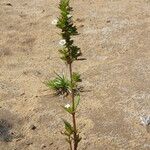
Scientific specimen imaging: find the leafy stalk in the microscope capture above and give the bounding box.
[50,0,83,149]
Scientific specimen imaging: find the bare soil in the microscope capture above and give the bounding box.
[0,0,150,149]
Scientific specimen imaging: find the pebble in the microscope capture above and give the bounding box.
[79,24,84,28]
[106,20,111,23]
[41,144,46,149]
[30,125,36,130]
[49,142,53,145]
[76,18,84,22]
[20,93,25,96]
[15,138,22,142]
[25,141,33,145]
[6,3,12,6]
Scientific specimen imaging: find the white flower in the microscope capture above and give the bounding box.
[67,14,72,18]
[59,39,66,46]
[140,116,150,126]
[67,14,72,23]
[65,104,71,109]
[51,19,58,25]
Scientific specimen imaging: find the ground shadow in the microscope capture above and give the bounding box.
[0,119,13,142]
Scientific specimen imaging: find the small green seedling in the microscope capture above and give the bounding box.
[46,74,70,96]
[46,72,82,96]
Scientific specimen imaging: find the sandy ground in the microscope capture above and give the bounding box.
[0,0,150,149]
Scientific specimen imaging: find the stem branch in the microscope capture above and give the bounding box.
[69,136,73,150]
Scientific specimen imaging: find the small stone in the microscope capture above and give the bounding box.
[15,138,22,142]
[11,131,15,135]
[106,20,111,23]
[20,93,25,96]
[24,99,27,101]
[79,24,84,28]
[25,141,33,145]
[30,125,36,130]
[6,3,12,6]
[41,144,46,149]
[76,18,84,22]
[49,142,53,145]
[35,71,41,75]
[23,71,28,75]
[23,3,27,6]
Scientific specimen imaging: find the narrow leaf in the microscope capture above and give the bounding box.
[62,119,74,134]
[74,95,80,110]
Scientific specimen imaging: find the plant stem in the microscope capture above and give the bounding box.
[69,136,73,150]
[69,63,78,150]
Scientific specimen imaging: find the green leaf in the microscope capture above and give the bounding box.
[70,45,82,60]
[63,131,70,136]
[59,48,70,63]
[76,134,82,143]
[72,72,82,83]
[65,138,71,144]
[74,95,80,110]
[62,119,74,135]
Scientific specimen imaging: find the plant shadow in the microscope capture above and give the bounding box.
[146,126,150,133]
[0,119,13,142]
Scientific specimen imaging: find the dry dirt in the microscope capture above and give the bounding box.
[0,0,150,150]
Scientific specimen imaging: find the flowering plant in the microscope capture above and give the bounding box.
[48,0,83,150]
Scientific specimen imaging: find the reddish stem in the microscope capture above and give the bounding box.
[69,63,78,150]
